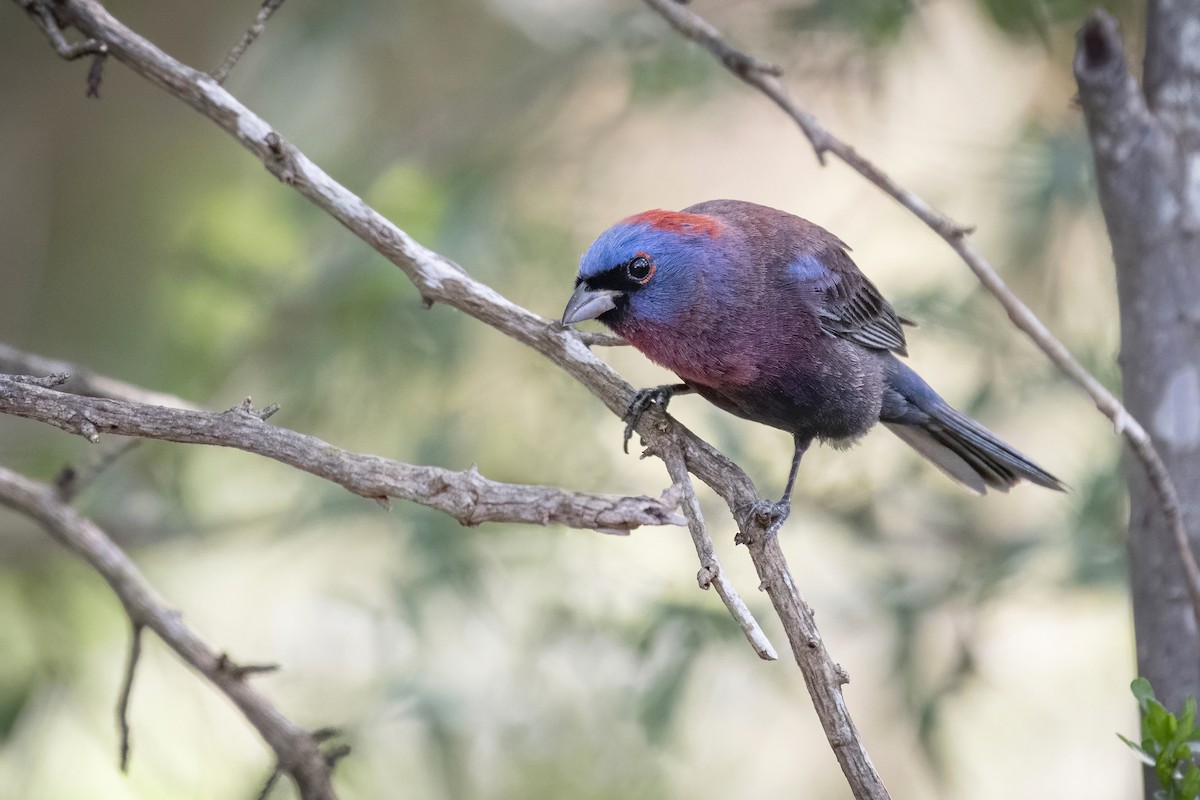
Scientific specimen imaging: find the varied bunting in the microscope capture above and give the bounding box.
[561,200,1063,532]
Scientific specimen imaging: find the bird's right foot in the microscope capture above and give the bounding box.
[622,385,679,453]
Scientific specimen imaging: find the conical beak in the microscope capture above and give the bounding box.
[561,284,623,325]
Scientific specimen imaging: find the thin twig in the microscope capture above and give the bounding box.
[21,0,107,95]
[212,0,285,85]
[0,466,341,800]
[116,621,143,772]
[255,767,283,800]
[0,373,684,534]
[22,0,107,59]
[659,444,777,661]
[572,329,628,347]
[639,0,1200,635]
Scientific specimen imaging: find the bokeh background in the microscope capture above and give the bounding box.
[0,0,1141,797]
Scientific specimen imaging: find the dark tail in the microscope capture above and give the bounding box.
[881,360,1064,495]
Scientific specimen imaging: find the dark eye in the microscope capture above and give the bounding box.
[627,253,655,284]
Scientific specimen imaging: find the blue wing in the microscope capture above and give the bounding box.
[789,249,910,356]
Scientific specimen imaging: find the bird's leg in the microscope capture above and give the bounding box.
[622,383,693,453]
[748,435,810,538]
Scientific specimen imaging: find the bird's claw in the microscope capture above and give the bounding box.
[622,385,676,453]
[743,498,791,541]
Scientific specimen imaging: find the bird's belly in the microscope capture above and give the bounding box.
[691,355,885,442]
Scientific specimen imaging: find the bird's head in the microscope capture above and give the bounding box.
[561,210,724,331]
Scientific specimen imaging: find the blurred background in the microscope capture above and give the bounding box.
[0,0,1140,797]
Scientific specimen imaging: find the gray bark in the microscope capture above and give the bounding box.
[0,373,684,534]
[1075,7,1200,794]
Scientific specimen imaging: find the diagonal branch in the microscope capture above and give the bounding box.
[640,0,1200,635]
[0,465,342,800]
[0,373,683,534]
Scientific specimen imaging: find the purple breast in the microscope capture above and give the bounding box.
[616,316,761,387]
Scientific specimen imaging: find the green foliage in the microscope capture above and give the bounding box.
[630,41,718,104]
[1121,678,1200,799]
[779,0,912,48]
[778,0,1140,48]
[1065,463,1127,586]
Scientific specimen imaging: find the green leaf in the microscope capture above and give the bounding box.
[1134,678,1158,711]
[1166,699,1198,762]
[1118,733,1156,766]
[1181,763,1200,799]
[1147,700,1177,747]
[1155,750,1175,792]
[1182,697,1197,739]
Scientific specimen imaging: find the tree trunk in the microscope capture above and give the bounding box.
[1075,6,1200,796]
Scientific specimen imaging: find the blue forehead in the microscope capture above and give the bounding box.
[579,221,703,279]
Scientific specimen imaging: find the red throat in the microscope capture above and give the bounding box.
[624,210,723,237]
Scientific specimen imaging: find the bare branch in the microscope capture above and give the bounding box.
[658,444,777,661]
[0,466,342,800]
[12,4,890,797]
[212,0,285,85]
[641,0,1200,636]
[729,500,886,798]
[0,374,683,534]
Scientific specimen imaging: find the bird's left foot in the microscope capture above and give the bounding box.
[622,385,678,453]
[740,498,791,541]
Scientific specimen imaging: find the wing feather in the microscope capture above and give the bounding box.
[798,247,909,356]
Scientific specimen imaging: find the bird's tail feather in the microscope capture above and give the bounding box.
[884,403,1064,495]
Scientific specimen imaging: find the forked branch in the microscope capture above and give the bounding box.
[0,466,342,800]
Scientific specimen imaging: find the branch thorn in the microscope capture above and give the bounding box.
[263,132,297,184]
[216,653,281,679]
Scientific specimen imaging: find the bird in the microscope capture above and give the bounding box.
[561,199,1063,534]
